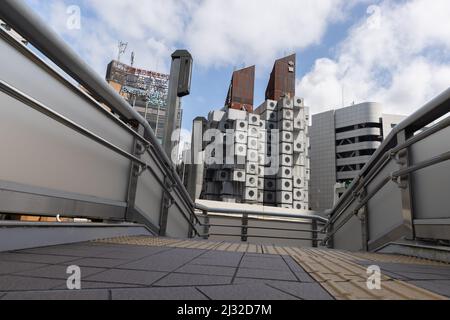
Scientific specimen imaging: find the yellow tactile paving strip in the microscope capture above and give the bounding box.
[289,249,446,300]
[94,236,449,300]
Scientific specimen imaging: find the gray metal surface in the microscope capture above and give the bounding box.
[0,222,152,252]
[0,2,200,239]
[326,86,450,251]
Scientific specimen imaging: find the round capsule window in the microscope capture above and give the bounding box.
[240,122,246,128]
[249,191,255,197]
[285,194,291,201]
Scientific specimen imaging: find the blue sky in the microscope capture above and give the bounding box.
[25,0,450,132]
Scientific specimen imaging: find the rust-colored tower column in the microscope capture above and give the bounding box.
[225,65,255,112]
[265,54,296,101]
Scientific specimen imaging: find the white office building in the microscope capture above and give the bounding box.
[309,102,406,211]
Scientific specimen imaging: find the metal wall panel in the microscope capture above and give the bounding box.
[166,192,192,238]
[0,34,133,203]
[332,214,362,251]
[410,125,450,220]
[367,160,404,241]
[0,92,130,201]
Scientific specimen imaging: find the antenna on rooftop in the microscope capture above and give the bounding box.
[117,41,128,62]
[131,51,135,67]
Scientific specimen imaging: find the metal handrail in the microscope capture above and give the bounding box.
[194,203,329,224]
[204,224,325,234]
[195,202,327,246]
[322,147,450,245]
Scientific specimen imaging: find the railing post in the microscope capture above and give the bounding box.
[327,224,334,249]
[359,188,369,252]
[125,122,145,223]
[158,177,172,237]
[312,219,318,248]
[241,213,249,242]
[203,210,210,240]
[395,130,415,240]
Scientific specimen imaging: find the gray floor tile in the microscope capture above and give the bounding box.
[268,281,334,300]
[379,270,411,281]
[236,267,297,281]
[0,253,79,264]
[119,248,206,272]
[233,277,332,300]
[1,289,110,300]
[54,281,142,290]
[240,259,291,271]
[153,273,232,287]
[85,269,167,286]
[68,257,129,268]
[14,264,106,280]
[360,262,450,276]
[0,261,47,275]
[112,287,208,300]
[119,256,192,272]
[197,283,298,300]
[96,247,166,260]
[190,258,241,268]
[176,264,236,276]
[408,280,450,297]
[0,275,62,291]
[18,246,115,258]
[201,251,243,259]
[390,271,450,281]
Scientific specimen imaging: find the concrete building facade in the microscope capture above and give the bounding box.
[310,102,406,212]
[192,56,310,210]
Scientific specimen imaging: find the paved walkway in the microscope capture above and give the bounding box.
[0,236,449,300]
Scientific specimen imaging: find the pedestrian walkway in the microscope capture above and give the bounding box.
[0,236,449,300]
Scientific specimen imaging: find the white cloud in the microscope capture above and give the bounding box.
[185,0,354,69]
[297,0,450,115]
[26,0,357,75]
